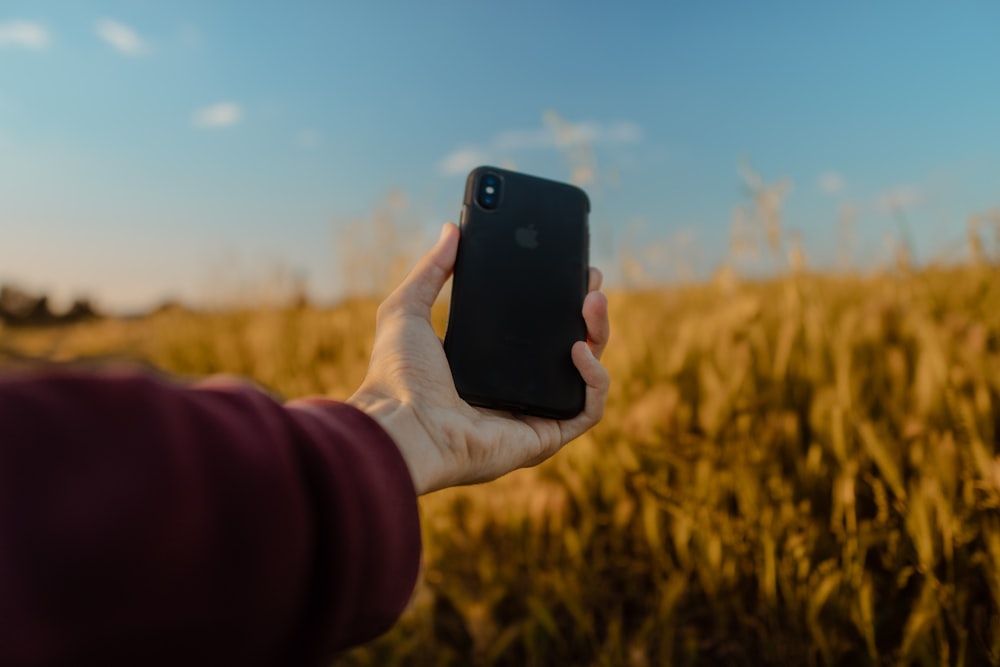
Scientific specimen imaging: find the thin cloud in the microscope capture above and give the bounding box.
[439,147,489,176]
[876,185,922,212]
[493,128,552,151]
[818,171,844,195]
[296,128,322,149]
[192,102,242,128]
[439,117,642,176]
[0,20,51,50]
[604,121,642,144]
[493,119,642,151]
[544,117,642,148]
[176,23,203,50]
[95,18,149,56]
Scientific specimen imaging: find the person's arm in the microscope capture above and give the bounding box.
[0,370,420,667]
[0,221,611,666]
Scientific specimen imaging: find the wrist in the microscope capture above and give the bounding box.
[345,390,442,495]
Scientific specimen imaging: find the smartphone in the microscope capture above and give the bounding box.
[443,166,590,419]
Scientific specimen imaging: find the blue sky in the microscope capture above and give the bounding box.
[2,2,999,311]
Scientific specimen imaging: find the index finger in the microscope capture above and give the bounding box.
[583,290,609,360]
[588,267,603,292]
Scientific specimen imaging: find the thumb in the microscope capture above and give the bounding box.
[390,223,459,317]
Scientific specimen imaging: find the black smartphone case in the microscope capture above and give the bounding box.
[444,166,590,419]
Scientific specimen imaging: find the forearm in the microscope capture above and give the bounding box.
[0,369,421,666]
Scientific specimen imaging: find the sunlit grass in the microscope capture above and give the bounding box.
[3,260,1000,665]
[4,174,1000,664]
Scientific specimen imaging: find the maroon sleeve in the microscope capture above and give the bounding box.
[0,368,421,667]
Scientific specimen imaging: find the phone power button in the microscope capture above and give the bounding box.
[459,205,468,227]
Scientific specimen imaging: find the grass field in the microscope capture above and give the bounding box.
[3,259,1000,665]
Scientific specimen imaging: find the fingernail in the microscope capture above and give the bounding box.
[439,223,451,240]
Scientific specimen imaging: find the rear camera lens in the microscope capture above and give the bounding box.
[477,172,501,210]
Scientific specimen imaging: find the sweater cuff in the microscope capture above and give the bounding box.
[286,398,422,646]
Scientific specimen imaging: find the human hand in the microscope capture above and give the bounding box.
[347,222,610,495]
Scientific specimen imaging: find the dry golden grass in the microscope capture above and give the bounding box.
[3,173,999,664]
[3,260,1000,666]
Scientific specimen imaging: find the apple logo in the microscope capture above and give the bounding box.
[514,224,539,250]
